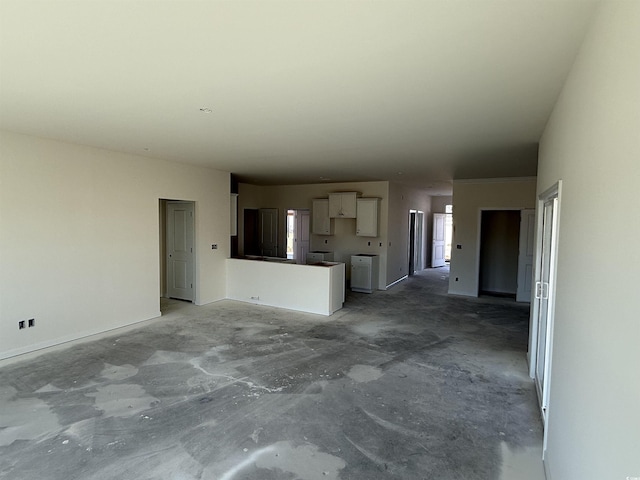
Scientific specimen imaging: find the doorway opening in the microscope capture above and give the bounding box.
[286,209,310,263]
[444,204,453,262]
[476,208,537,302]
[244,208,279,257]
[433,205,453,267]
[159,199,195,312]
[243,209,260,256]
[287,210,294,259]
[478,210,520,298]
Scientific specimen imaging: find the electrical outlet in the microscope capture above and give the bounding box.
[18,320,25,330]
[367,241,371,246]
[211,244,218,249]
[379,242,382,247]
[28,318,35,327]
[324,239,328,244]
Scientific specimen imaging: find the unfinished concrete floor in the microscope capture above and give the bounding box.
[0,267,544,480]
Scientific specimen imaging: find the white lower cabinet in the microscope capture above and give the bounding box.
[350,254,379,293]
[306,251,334,264]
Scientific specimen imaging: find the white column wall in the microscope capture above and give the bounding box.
[535,2,640,478]
[386,182,432,284]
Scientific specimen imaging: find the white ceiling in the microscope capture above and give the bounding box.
[0,0,598,195]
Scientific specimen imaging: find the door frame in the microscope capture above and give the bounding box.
[161,199,196,303]
[475,207,522,296]
[528,181,562,458]
[286,208,310,263]
[408,211,416,275]
[408,210,425,273]
[432,213,446,267]
[415,211,424,271]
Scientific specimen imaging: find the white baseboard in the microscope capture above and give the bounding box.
[386,275,408,289]
[0,311,161,365]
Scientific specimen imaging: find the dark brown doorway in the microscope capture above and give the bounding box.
[408,212,416,275]
[479,210,520,298]
[243,208,260,256]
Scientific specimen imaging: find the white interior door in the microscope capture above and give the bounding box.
[516,209,536,302]
[295,210,310,264]
[259,208,278,257]
[432,213,446,267]
[166,201,194,301]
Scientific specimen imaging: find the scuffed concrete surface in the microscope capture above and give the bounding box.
[0,268,544,479]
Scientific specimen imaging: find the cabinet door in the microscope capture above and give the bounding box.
[306,252,321,264]
[341,192,357,218]
[312,199,332,235]
[356,198,379,237]
[329,192,357,218]
[328,194,342,218]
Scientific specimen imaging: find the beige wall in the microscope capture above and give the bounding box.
[535,2,640,478]
[387,182,432,284]
[0,131,230,359]
[431,195,452,213]
[448,178,536,296]
[237,181,390,289]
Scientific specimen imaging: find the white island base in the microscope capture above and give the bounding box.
[226,258,345,316]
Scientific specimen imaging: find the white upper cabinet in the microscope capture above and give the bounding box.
[329,192,358,218]
[312,198,333,235]
[356,198,380,237]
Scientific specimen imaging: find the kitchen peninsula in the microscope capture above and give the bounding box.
[226,257,345,315]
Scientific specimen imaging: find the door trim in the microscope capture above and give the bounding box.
[474,207,522,297]
[416,211,424,271]
[528,181,562,459]
[408,211,416,275]
[528,182,562,377]
[432,213,446,267]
